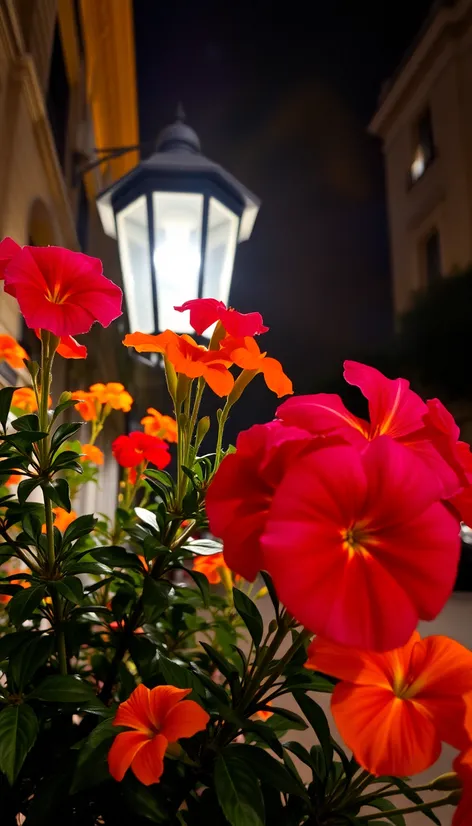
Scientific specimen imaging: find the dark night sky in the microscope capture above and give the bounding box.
[133,0,435,436]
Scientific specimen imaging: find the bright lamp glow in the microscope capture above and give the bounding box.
[153,193,203,332]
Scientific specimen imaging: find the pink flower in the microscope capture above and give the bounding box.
[0,238,122,337]
[261,437,460,650]
[278,361,466,498]
[174,297,269,337]
[206,421,314,581]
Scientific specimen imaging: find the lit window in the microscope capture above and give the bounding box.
[410,146,426,183]
[410,107,435,184]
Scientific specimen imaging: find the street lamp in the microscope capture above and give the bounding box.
[96,110,260,337]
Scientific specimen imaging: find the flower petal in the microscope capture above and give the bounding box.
[260,357,293,397]
[0,237,21,279]
[218,308,268,337]
[414,636,472,750]
[161,699,210,742]
[306,635,418,688]
[453,748,472,826]
[130,733,168,786]
[108,730,149,781]
[343,360,427,439]
[202,363,234,396]
[114,683,152,733]
[331,682,441,776]
[56,335,87,359]
[174,298,224,335]
[262,440,459,650]
[277,394,368,441]
[147,686,191,731]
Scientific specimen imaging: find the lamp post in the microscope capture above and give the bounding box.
[95,110,260,338]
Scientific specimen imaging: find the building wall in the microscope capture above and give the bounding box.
[0,0,138,516]
[371,0,472,316]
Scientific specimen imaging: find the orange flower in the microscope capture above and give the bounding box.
[89,382,133,412]
[141,408,178,443]
[71,391,99,422]
[108,683,209,785]
[453,745,472,826]
[0,561,30,604]
[42,507,77,533]
[222,335,292,397]
[256,702,273,722]
[12,386,38,413]
[0,334,28,369]
[124,331,234,397]
[307,632,472,776]
[192,552,230,585]
[80,444,104,465]
[5,474,22,486]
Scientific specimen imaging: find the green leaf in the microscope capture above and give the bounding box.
[123,779,171,823]
[214,750,265,826]
[50,450,82,471]
[10,634,54,691]
[183,567,210,607]
[11,413,39,432]
[0,703,39,784]
[232,588,263,647]
[51,398,78,422]
[295,692,333,772]
[386,778,441,826]
[70,717,116,793]
[157,654,205,698]
[367,798,406,826]
[226,744,308,798]
[53,576,84,605]
[44,478,71,512]
[142,577,170,623]
[90,546,144,570]
[260,571,279,617]
[63,513,97,545]
[29,675,95,704]
[266,706,307,729]
[183,538,223,556]
[17,478,42,506]
[8,584,46,626]
[50,422,82,454]
[0,387,15,431]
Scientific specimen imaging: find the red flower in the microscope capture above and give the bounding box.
[206,422,313,581]
[175,297,268,337]
[108,684,209,785]
[34,330,87,359]
[278,361,466,498]
[453,747,472,826]
[262,437,460,650]
[0,239,122,337]
[307,632,472,776]
[112,431,170,469]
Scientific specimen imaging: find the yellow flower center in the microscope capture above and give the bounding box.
[46,283,71,304]
[341,523,373,558]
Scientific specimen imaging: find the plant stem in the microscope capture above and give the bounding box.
[358,796,451,821]
[215,405,230,467]
[38,331,68,676]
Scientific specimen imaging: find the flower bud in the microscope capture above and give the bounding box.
[58,391,72,405]
[195,416,210,447]
[430,772,462,792]
[227,369,258,407]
